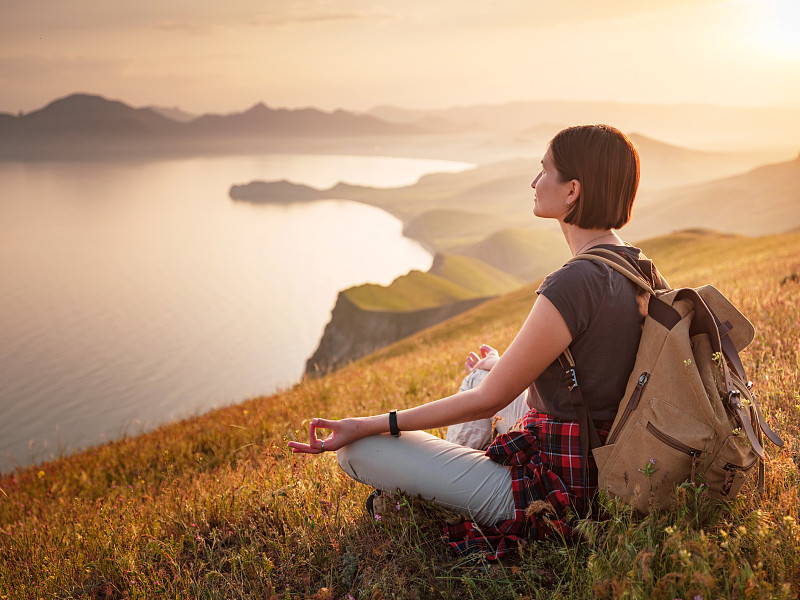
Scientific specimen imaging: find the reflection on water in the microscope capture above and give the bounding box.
[0,154,472,472]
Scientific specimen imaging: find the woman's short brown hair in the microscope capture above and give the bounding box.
[549,124,639,229]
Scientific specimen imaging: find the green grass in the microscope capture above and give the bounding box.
[344,254,522,312]
[457,227,571,283]
[1,231,799,599]
[428,254,523,297]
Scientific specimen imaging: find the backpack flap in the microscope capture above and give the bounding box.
[696,285,755,352]
[695,285,783,450]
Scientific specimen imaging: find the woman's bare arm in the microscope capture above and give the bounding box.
[288,294,572,454]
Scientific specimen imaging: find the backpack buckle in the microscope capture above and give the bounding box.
[728,389,742,409]
[565,367,579,391]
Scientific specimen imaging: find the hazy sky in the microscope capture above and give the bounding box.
[1,0,799,114]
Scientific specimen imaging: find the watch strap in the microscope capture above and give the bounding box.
[389,409,400,437]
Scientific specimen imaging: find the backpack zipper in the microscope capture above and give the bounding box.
[724,457,757,472]
[646,422,703,458]
[607,372,649,445]
[646,421,703,482]
[721,457,758,495]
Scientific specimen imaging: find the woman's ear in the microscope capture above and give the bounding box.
[565,179,581,206]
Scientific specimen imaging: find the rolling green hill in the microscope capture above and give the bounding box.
[343,254,523,312]
[459,227,571,282]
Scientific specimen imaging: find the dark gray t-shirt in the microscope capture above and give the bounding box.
[528,245,666,421]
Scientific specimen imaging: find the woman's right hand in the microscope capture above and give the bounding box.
[287,417,360,454]
[465,344,499,372]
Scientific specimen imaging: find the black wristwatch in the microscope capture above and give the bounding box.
[389,409,401,437]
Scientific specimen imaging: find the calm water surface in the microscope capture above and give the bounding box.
[0,154,472,472]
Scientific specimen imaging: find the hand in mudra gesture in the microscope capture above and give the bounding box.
[465,344,500,372]
[287,417,359,454]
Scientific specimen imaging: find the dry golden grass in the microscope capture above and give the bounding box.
[1,231,798,599]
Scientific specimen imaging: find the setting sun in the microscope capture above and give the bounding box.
[746,0,800,59]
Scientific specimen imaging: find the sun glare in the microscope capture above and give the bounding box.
[747,0,800,59]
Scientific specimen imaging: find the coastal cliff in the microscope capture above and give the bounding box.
[305,253,523,374]
[305,292,489,375]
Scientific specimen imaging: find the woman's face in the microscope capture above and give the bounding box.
[531,149,573,220]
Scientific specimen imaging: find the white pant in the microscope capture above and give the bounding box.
[336,369,527,526]
[337,431,515,525]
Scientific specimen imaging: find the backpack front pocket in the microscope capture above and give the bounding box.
[596,400,715,513]
[703,435,759,498]
[646,421,704,484]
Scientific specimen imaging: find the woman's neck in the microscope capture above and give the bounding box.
[561,224,623,256]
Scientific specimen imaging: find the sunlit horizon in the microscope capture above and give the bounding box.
[2,0,800,115]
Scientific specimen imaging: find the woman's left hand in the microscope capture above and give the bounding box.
[287,417,359,454]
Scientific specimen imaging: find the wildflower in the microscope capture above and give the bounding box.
[639,459,658,477]
[37,471,45,478]
[348,595,355,600]
[374,515,382,521]
[683,359,693,367]
[693,595,704,600]
[396,502,401,511]
[664,526,675,535]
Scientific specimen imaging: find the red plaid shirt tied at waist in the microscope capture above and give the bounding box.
[443,411,612,559]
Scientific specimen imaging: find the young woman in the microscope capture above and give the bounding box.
[288,124,667,557]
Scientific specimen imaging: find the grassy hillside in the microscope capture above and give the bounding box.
[629,133,781,190]
[427,254,523,297]
[1,232,799,599]
[343,254,522,312]
[459,227,571,282]
[628,155,800,240]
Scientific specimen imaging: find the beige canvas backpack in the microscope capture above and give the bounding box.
[562,248,784,514]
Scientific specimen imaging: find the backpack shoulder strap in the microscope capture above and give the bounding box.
[568,248,657,295]
[557,348,602,495]
[558,248,664,484]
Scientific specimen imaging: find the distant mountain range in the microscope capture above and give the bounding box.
[3,92,798,162]
[0,93,424,160]
[368,100,800,150]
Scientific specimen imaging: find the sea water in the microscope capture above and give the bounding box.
[0,154,472,472]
